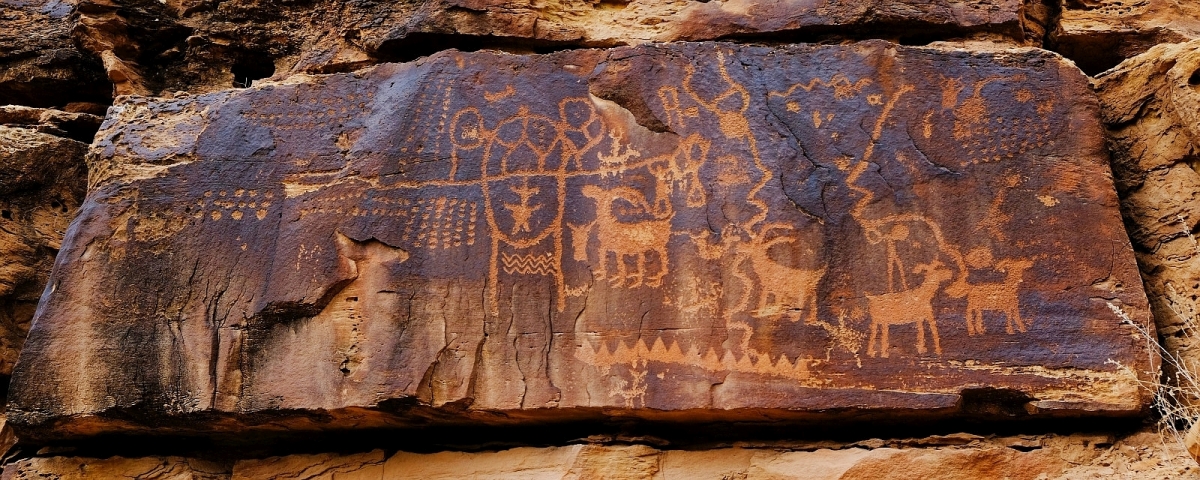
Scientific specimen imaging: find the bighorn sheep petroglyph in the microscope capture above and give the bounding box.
[866,261,953,358]
[572,185,673,288]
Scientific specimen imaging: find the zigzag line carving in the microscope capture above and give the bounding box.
[501,252,556,275]
[575,337,814,383]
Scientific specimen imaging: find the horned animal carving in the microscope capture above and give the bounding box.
[959,259,1034,335]
[743,250,826,323]
[728,230,826,322]
[572,185,673,288]
[866,262,953,358]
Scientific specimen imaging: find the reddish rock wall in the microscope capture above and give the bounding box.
[1,0,1199,478]
[7,42,1154,442]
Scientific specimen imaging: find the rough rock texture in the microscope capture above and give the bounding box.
[1188,420,1200,464]
[0,106,104,143]
[7,41,1154,440]
[0,0,110,107]
[5,431,1198,479]
[1093,39,1200,408]
[1,455,229,480]
[0,118,90,377]
[71,0,1035,97]
[1054,0,1200,75]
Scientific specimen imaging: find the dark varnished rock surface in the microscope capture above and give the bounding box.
[9,41,1154,440]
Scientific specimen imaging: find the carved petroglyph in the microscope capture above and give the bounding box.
[866,262,953,358]
[724,228,826,322]
[976,173,1022,243]
[484,85,515,102]
[882,224,912,291]
[597,129,642,167]
[657,86,700,131]
[612,366,648,408]
[278,51,1052,386]
[500,252,556,275]
[946,249,1035,336]
[197,189,275,223]
[401,197,479,249]
[776,77,976,357]
[965,259,1034,335]
[945,75,1053,164]
[575,336,813,383]
[660,134,709,208]
[768,73,873,102]
[454,98,606,314]
[504,179,543,235]
[668,276,722,316]
[777,70,1047,357]
[575,185,672,288]
[244,90,373,133]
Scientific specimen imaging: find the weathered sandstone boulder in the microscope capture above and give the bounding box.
[0,0,110,107]
[5,431,1197,479]
[1054,0,1200,75]
[9,41,1154,441]
[1093,39,1200,408]
[0,118,90,377]
[71,0,1037,96]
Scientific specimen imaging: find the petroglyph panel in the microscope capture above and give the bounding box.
[9,41,1155,440]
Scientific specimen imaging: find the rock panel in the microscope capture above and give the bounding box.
[8,41,1154,440]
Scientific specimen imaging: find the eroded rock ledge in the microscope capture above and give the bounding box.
[4,431,1196,480]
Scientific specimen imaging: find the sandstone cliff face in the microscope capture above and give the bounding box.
[70,0,1037,97]
[2,0,1200,478]
[0,108,93,376]
[1055,0,1200,75]
[1094,40,1200,412]
[0,0,109,108]
[5,432,1198,479]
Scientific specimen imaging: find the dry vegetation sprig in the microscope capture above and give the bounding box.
[1107,299,1198,449]
[1104,213,1200,456]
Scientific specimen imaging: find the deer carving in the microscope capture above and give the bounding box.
[572,185,673,288]
[955,258,1034,335]
[866,261,953,358]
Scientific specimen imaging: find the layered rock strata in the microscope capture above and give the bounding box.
[1055,0,1200,75]
[69,0,1037,96]
[8,41,1154,441]
[1094,39,1200,410]
[4,431,1196,479]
